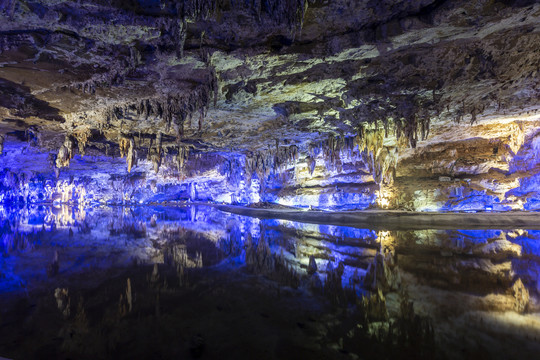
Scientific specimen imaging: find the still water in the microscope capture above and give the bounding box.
[1,205,539,359]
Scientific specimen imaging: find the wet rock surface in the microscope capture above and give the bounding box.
[1,1,540,210]
[2,4,540,355]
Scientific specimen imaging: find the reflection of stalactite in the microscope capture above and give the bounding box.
[365,232,400,292]
[0,227,44,253]
[54,288,71,318]
[246,234,274,274]
[118,278,133,317]
[47,250,59,277]
[324,260,347,305]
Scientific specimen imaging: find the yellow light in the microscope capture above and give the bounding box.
[375,186,393,209]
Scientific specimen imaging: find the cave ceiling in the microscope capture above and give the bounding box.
[1,0,540,170]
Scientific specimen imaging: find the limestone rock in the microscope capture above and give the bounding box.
[512,278,529,313]
[0,1,540,210]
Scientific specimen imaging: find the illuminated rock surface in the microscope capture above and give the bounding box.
[1,0,540,210]
[2,1,540,359]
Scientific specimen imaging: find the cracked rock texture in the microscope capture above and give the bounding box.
[1,0,540,210]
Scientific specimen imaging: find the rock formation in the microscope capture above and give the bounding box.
[1,0,540,210]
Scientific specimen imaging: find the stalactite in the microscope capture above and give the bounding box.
[322,134,343,172]
[470,107,478,125]
[102,67,217,140]
[245,155,253,187]
[418,107,431,142]
[178,18,188,58]
[148,132,163,174]
[156,131,163,159]
[56,136,74,168]
[255,152,267,181]
[176,145,190,173]
[198,108,204,131]
[126,138,135,173]
[308,143,315,158]
[171,0,309,30]
[359,127,384,157]
[74,129,91,157]
[0,134,4,155]
[373,147,398,185]
[307,155,316,175]
[357,125,397,185]
[119,136,130,158]
[66,68,129,95]
[26,126,41,147]
[394,97,418,148]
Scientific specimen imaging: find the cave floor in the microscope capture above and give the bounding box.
[213,203,540,230]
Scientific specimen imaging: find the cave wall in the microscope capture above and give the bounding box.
[1,0,540,211]
[2,113,540,211]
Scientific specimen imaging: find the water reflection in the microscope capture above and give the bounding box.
[1,205,539,359]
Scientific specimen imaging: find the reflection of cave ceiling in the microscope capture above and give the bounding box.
[1,1,540,209]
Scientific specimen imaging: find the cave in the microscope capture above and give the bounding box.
[1,0,540,359]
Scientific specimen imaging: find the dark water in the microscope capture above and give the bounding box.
[1,205,539,359]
